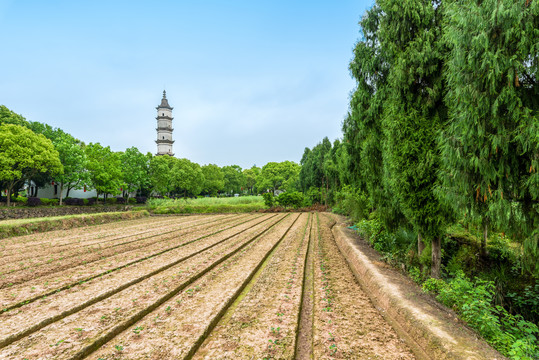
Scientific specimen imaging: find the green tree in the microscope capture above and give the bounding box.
[257,161,300,193]
[85,143,122,203]
[0,124,63,205]
[345,5,402,227]
[243,166,260,195]
[201,164,225,196]
[222,165,245,194]
[53,133,87,205]
[121,147,150,202]
[380,0,451,278]
[149,155,175,196]
[441,0,539,271]
[0,105,30,127]
[172,158,204,197]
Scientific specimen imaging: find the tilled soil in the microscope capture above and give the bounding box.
[0,212,419,359]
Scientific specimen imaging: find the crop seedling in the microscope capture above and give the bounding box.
[271,327,281,335]
[133,326,144,335]
[165,305,171,312]
[329,343,337,355]
[115,344,124,352]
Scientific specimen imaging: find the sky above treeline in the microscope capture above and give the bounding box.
[0,0,372,169]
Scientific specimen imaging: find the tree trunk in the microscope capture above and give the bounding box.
[481,220,488,257]
[6,188,11,206]
[59,183,64,205]
[431,237,441,279]
[418,232,425,256]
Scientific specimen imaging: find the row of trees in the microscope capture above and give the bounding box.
[299,0,537,278]
[0,106,302,204]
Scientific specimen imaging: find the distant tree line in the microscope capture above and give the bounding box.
[0,105,301,206]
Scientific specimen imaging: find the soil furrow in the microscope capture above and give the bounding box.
[0,214,242,275]
[295,212,315,359]
[188,213,310,359]
[0,214,257,289]
[0,214,287,357]
[0,214,272,314]
[0,215,186,249]
[88,213,303,360]
[0,215,231,265]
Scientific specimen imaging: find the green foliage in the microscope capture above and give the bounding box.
[243,166,260,195]
[441,0,539,272]
[275,191,304,209]
[256,161,300,193]
[221,165,245,194]
[262,193,274,208]
[84,143,122,201]
[0,105,30,127]
[51,132,87,204]
[332,185,369,223]
[201,164,225,196]
[121,147,150,199]
[423,272,539,359]
[149,155,175,196]
[147,196,264,214]
[40,198,58,206]
[171,158,204,197]
[0,123,63,205]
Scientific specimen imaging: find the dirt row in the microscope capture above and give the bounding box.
[0,213,418,359]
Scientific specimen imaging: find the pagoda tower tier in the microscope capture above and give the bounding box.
[155,90,174,156]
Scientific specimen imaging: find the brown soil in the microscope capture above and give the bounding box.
[0,212,499,360]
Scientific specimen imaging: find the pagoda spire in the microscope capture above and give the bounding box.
[155,90,174,156]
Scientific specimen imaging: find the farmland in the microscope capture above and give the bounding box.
[0,213,415,359]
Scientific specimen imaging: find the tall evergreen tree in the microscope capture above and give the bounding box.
[442,0,538,272]
[380,0,451,278]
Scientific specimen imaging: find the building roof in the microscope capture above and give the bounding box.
[156,90,173,110]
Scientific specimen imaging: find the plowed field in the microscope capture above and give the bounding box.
[0,213,415,359]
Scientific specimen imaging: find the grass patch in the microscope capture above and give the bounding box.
[147,196,265,214]
[0,211,150,240]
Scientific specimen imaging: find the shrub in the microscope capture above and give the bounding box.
[262,193,274,208]
[135,196,147,204]
[115,197,126,204]
[64,198,84,206]
[423,271,539,358]
[106,197,117,205]
[86,198,96,206]
[128,197,136,204]
[276,191,304,209]
[14,195,28,204]
[27,197,42,207]
[41,198,59,206]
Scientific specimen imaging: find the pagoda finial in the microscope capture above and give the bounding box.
[163,90,167,99]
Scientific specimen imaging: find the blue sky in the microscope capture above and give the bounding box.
[0,0,372,168]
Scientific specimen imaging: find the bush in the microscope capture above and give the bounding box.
[262,193,274,208]
[115,197,126,204]
[333,185,369,222]
[27,197,42,207]
[128,197,136,204]
[423,271,539,359]
[41,198,59,206]
[276,191,304,209]
[64,198,84,206]
[135,196,147,204]
[106,197,117,205]
[86,198,96,206]
[14,195,27,204]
